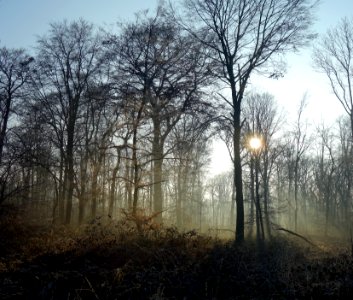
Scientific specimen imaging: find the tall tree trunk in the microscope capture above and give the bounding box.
[65,140,74,225]
[263,158,272,239]
[91,146,107,219]
[91,163,99,219]
[255,156,265,242]
[263,175,272,239]
[65,103,78,225]
[230,177,236,228]
[176,164,183,228]
[153,151,163,221]
[233,108,244,243]
[127,157,133,209]
[78,156,88,224]
[109,150,121,217]
[248,158,255,239]
[132,126,139,215]
[0,92,11,166]
[152,119,164,222]
[294,157,299,232]
[58,153,65,224]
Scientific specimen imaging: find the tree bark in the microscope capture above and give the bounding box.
[65,96,79,225]
[109,150,121,217]
[0,91,11,165]
[152,118,164,222]
[65,123,75,225]
[233,109,244,243]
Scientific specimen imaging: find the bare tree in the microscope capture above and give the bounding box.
[180,0,318,242]
[0,47,33,203]
[314,124,337,236]
[168,113,212,228]
[108,6,210,221]
[292,96,310,231]
[336,117,353,226]
[243,92,283,240]
[313,17,353,140]
[207,171,233,230]
[32,20,103,224]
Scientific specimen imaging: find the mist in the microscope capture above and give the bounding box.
[1,0,353,299]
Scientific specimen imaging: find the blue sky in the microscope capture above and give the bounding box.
[0,0,158,49]
[0,0,352,49]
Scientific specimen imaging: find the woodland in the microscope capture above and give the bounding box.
[1,0,353,299]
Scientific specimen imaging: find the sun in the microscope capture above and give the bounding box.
[249,136,262,151]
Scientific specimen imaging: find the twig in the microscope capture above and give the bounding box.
[84,276,100,300]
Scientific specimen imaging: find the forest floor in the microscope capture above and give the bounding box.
[1,206,353,299]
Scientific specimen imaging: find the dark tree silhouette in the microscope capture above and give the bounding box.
[314,17,353,140]
[179,0,318,242]
[107,6,211,221]
[0,47,33,203]
[32,20,103,224]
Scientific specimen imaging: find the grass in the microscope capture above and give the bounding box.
[1,207,353,299]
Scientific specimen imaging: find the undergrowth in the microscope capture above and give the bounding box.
[1,206,353,299]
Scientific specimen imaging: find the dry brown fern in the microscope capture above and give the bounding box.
[120,208,163,236]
